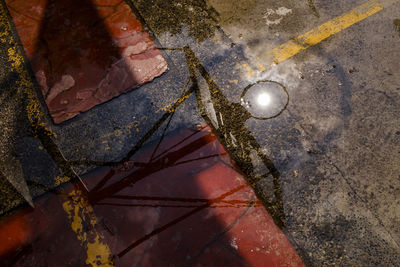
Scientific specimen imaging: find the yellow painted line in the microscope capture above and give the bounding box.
[62,190,113,266]
[54,175,71,186]
[267,0,398,65]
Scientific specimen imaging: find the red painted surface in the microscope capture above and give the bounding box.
[0,210,32,259]
[6,0,167,123]
[0,127,304,266]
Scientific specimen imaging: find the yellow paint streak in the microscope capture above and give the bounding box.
[267,0,397,64]
[241,63,255,77]
[158,92,192,113]
[257,62,266,72]
[62,190,113,266]
[54,176,71,186]
[101,117,144,138]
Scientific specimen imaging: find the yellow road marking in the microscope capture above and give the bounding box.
[54,175,71,186]
[62,190,113,266]
[267,0,398,65]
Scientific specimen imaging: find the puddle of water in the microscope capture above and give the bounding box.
[240,80,289,119]
[0,0,305,266]
[132,0,219,42]
[2,0,400,265]
[0,126,303,266]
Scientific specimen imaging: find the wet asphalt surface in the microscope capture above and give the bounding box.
[1,0,400,265]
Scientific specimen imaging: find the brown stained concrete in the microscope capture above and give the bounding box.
[0,0,399,266]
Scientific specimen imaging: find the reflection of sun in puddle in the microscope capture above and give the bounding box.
[257,92,271,107]
[241,80,289,119]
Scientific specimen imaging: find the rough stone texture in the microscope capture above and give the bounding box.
[6,0,167,123]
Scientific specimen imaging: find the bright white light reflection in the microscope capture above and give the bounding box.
[257,92,271,107]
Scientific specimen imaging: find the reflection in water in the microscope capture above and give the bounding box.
[257,92,271,107]
[0,21,296,265]
[7,0,167,124]
[240,80,289,120]
[180,45,288,227]
[0,126,304,266]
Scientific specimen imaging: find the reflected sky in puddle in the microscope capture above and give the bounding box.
[0,125,303,266]
[0,0,305,265]
[240,80,289,119]
[5,0,398,266]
